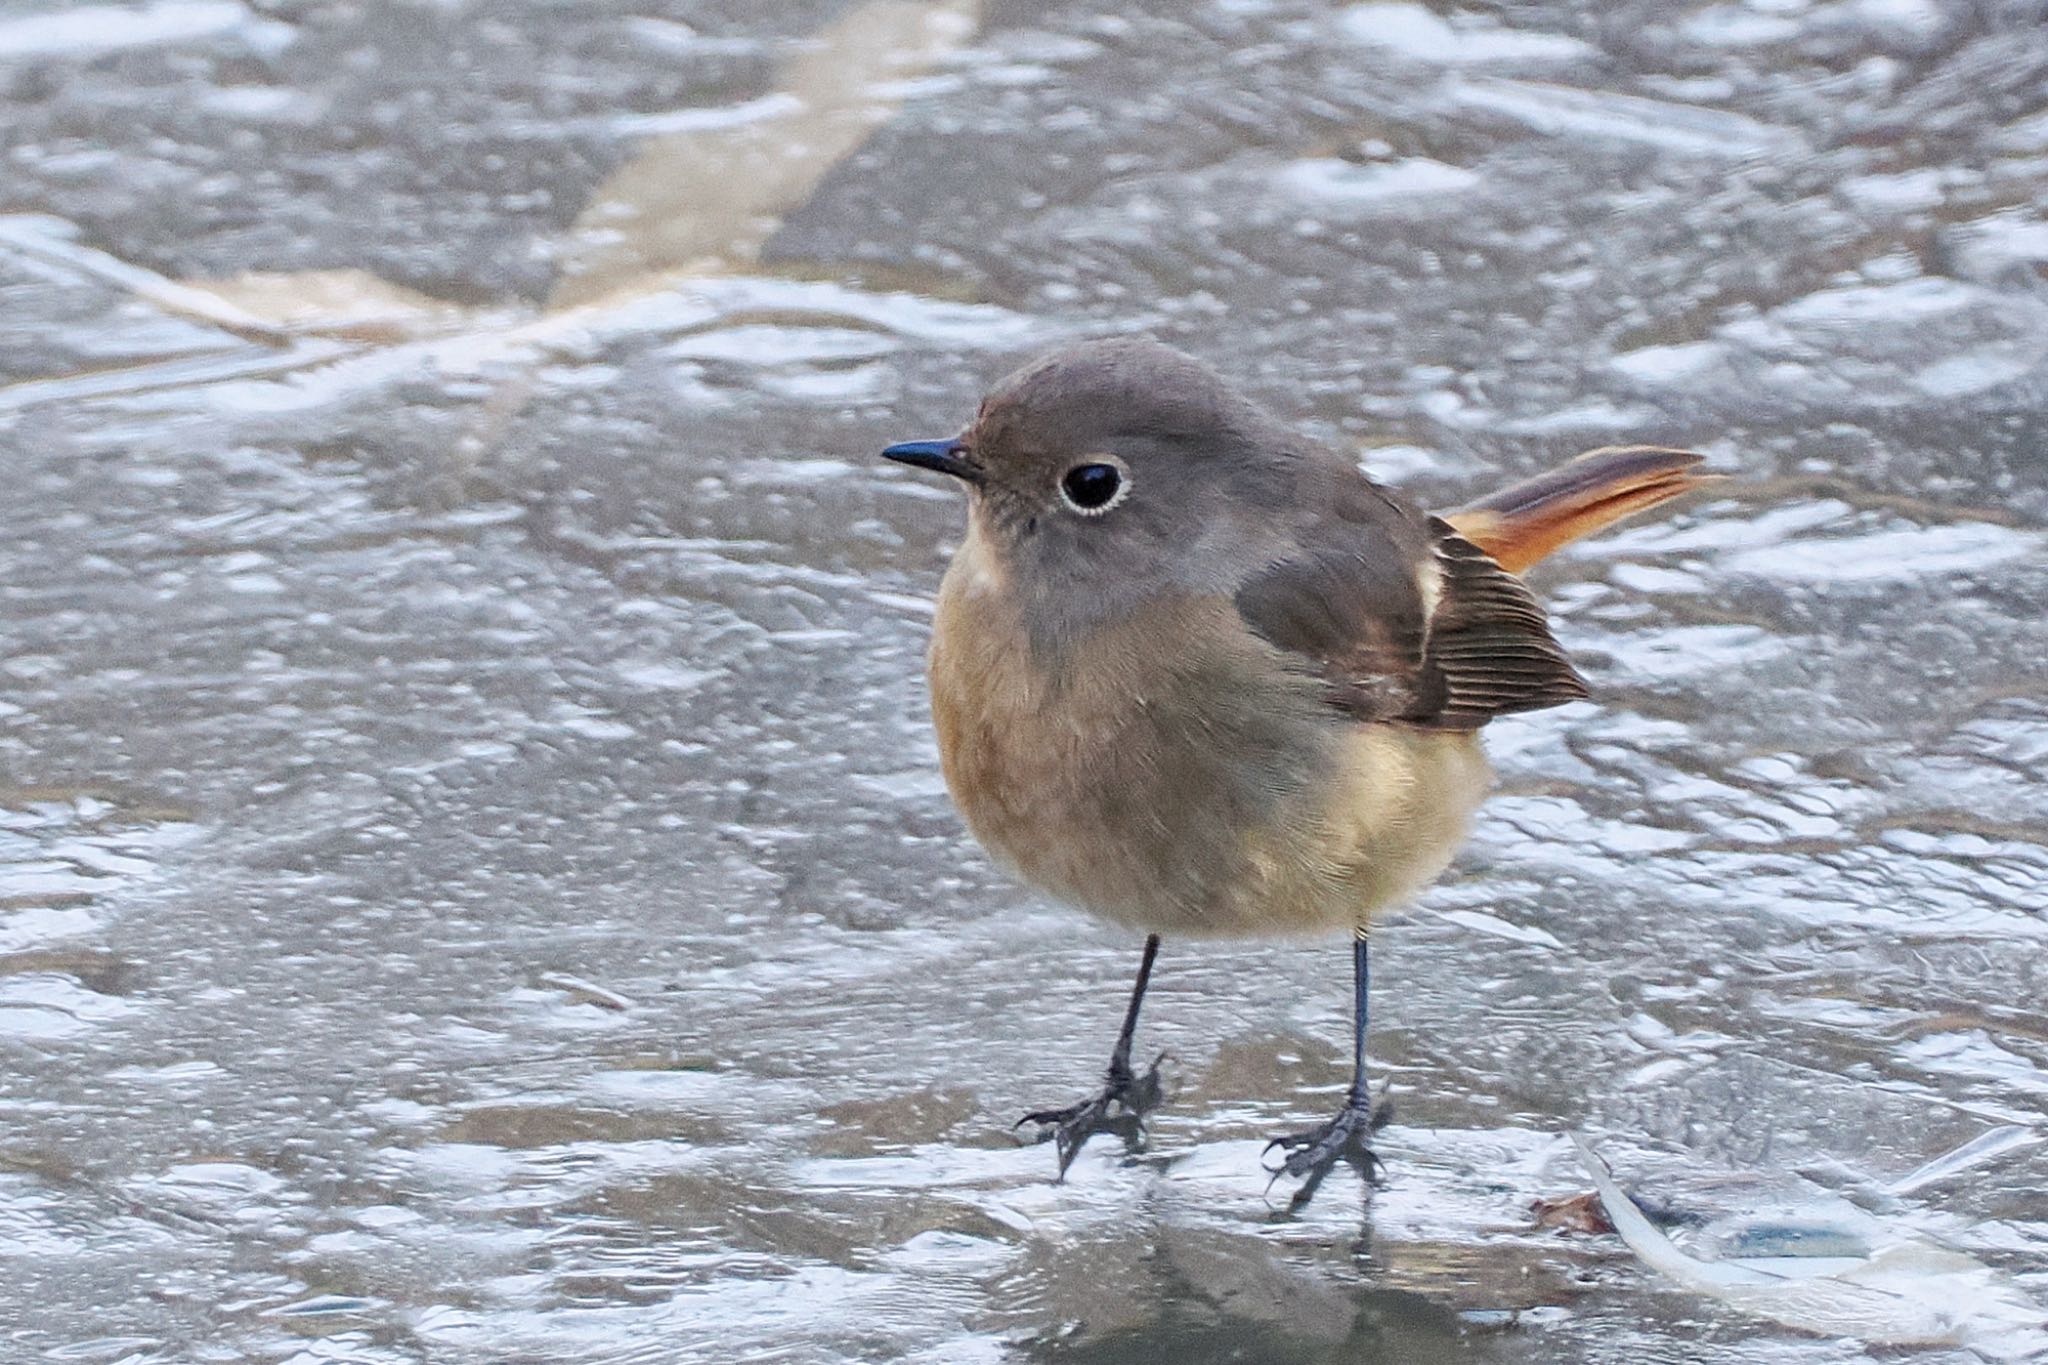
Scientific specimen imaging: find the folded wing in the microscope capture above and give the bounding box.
[1235,482,1585,731]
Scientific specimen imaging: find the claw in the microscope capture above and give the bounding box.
[1016,1052,1166,1179]
[1262,1088,1393,1208]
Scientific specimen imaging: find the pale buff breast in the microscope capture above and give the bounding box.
[927,528,1495,939]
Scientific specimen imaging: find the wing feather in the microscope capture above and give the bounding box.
[1233,495,1586,730]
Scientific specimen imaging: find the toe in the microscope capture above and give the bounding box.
[1017,1100,1088,1129]
[1283,1144,1330,1180]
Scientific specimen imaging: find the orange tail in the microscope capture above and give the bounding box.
[1440,446,1715,574]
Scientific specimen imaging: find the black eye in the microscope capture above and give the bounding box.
[1060,461,1125,513]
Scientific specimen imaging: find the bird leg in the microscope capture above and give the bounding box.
[1265,928,1391,1208]
[1017,933,1165,1178]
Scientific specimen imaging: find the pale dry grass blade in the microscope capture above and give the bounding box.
[173,269,477,344]
[549,0,982,308]
[0,214,293,346]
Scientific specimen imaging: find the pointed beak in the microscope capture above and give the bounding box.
[881,438,983,486]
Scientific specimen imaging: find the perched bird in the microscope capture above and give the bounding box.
[882,337,1712,1203]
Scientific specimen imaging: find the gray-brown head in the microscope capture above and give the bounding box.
[882,338,1329,639]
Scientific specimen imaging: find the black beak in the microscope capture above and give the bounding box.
[881,439,983,486]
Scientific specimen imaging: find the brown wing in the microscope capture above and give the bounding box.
[1235,499,1587,730]
[1419,518,1588,728]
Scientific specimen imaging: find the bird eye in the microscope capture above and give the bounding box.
[1059,460,1128,515]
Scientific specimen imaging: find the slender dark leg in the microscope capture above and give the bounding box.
[1264,928,1390,1207]
[1017,934,1166,1179]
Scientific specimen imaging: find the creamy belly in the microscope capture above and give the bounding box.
[927,535,1493,938]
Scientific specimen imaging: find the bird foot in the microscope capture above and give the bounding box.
[1263,1089,1391,1209]
[1016,1051,1165,1179]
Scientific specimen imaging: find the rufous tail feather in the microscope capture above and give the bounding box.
[1440,446,1715,575]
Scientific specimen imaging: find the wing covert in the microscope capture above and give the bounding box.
[1234,502,1587,730]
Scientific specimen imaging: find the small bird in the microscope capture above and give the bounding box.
[881,337,1712,1203]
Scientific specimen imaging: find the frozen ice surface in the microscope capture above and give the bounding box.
[1,0,2045,1361]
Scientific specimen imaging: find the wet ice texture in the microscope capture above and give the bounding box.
[2,0,2046,1362]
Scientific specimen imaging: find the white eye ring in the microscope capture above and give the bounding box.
[1057,456,1132,516]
